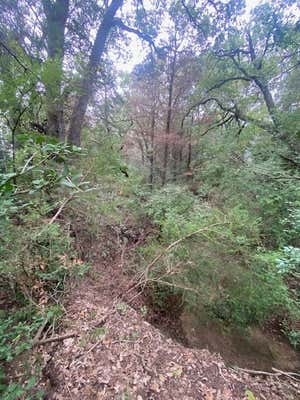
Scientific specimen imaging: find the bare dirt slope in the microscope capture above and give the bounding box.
[39,250,300,400]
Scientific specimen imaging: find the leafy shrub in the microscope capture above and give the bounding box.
[0,135,89,397]
[276,246,300,275]
[0,219,88,304]
[286,329,300,350]
[139,185,298,332]
[0,304,64,399]
[143,185,195,225]
[207,264,294,326]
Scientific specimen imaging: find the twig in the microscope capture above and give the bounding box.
[272,368,300,378]
[124,222,228,300]
[65,382,73,399]
[233,366,277,376]
[85,339,103,355]
[233,366,300,382]
[21,153,36,173]
[272,368,300,382]
[0,40,29,71]
[148,277,200,294]
[32,315,49,345]
[93,315,110,328]
[49,195,74,224]
[34,332,78,346]
[143,222,227,280]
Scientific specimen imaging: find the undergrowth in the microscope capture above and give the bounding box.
[78,132,300,349]
[0,134,89,399]
[136,165,300,347]
[1,126,299,398]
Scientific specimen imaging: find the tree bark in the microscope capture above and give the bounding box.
[187,119,193,172]
[68,0,123,146]
[162,45,177,185]
[42,0,69,140]
[253,77,278,128]
[149,111,155,188]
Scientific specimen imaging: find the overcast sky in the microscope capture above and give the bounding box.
[116,0,262,72]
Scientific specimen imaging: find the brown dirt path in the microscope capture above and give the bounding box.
[38,245,300,400]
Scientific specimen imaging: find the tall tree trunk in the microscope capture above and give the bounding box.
[187,126,192,171]
[103,82,111,134]
[68,0,123,146]
[172,142,178,182]
[253,78,278,129]
[162,46,177,185]
[137,138,145,165]
[149,111,155,188]
[246,33,279,132]
[177,127,185,179]
[0,130,7,173]
[42,0,69,140]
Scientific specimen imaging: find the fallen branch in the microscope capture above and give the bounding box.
[272,368,300,382]
[147,278,200,294]
[143,222,227,281]
[49,195,75,225]
[124,222,229,299]
[233,366,300,382]
[32,315,49,345]
[85,339,103,355]
[233,366,278,377]
[34,332,78,346]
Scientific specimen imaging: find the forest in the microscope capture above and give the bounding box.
[0,0,300,399]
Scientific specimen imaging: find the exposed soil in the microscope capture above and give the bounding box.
[34,222,300,399]
[180,311,300,372]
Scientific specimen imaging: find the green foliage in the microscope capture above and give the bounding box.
[0,134,89,299]
[138,181,299,333]
[276,246,300,275]
[195,130,300,246]
[0,306,62,399]
[286,329,300,350]
[0,0,299,392]
[1,137,82,204]
[0,307,61,364]
[207,261,294,326]
[0,219,85,301]
[245,389,256,400]
[0,133,89,397]
[143,185,195,226]
[0,378,40,400]
[72,130,145,233]
[0,312,40,363]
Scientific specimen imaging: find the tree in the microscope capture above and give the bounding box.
[42,0,69,140]
[1,0,161,145]
[127,45,201,185]
[128,54,161,186]
[181,1,300,167]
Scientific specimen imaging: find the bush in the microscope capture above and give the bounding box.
[0,219,88,304]
[0,136,89,398]
[143,185,195,225]
[138,185,298,334]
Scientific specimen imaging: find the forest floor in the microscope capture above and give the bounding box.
[33,223,300,400]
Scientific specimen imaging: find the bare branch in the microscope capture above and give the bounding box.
[34,332,78,346]
[0,40,28,71]
[113,18,159,54]
[207,76,251,92]
[143,222,228,281]
[198,114,234,136]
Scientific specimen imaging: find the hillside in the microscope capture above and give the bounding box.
[35,229,300,399]
[1,1,300,399]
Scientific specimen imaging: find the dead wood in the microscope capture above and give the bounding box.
[34,332,78,346]
[233,366,300,382]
